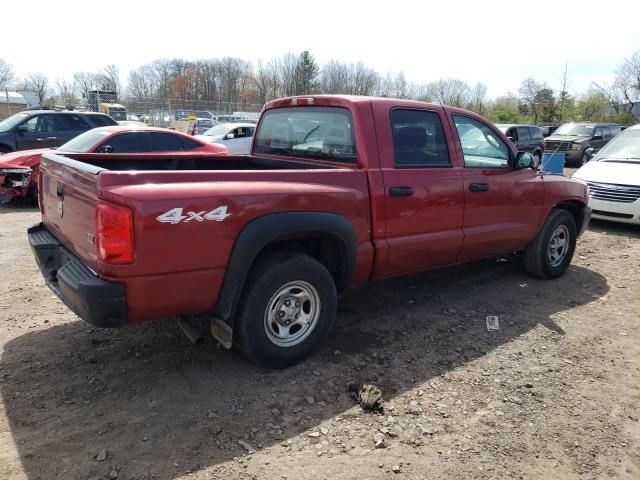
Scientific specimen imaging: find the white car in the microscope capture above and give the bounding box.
[194,122,255,155]
[572,124,640,225]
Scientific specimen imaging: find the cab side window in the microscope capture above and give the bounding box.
[453,115,510,168]
[391,109,450,167]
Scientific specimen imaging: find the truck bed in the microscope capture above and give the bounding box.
[57,152,341,171]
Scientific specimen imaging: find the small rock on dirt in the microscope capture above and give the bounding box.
[305,396,316,405]
[108,469,118,479]
[95,450,107,462]
[238,440,256,453]
[392,465,401,473]
[357,384,383,411]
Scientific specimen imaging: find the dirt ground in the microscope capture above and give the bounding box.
[1,188,639,480]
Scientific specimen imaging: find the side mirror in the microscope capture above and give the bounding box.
[592,135,602,140]
[17,124,29,133]
[224,133,235,140]
[97,144,113,153]
[507,136,516,144]
[584,147,595,160]
[515,151,534,169]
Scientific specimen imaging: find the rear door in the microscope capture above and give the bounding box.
[56,113,92,145]
[40,152,100,269]
[373,104,464,277]
[451,114,544,260]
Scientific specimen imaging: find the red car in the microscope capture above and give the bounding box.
[29,95,590,368]
[0,126,227,203]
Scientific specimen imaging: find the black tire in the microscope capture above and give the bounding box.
[523,209,577,279]
[27,183,38,205]
[578,150,589,167]
[234,252,337,368]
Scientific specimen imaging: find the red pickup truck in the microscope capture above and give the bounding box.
[29,95,591,367]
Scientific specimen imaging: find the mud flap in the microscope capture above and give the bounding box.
[210,318,233,349]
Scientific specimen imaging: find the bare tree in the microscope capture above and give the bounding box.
[470,82,488,115]
[73,72,98,101]
[0,58,15,90]
[54,78,77,107]
[278,52,299,97]
[427,78,472,108]
[518,78,547,123]
[97,64,121,98]
[25,72,48,105]
[557,62,571,122]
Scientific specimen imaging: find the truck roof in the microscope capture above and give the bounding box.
[264,94,448,112]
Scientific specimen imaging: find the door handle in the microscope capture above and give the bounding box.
[389,186,414,197]
[469,183,489,192]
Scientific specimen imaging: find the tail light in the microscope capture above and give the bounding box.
[96,202,134,264]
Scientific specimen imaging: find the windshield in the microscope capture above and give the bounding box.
[202,124,232,137]
[253,106,356,162]
[594,128,640,161]
[0,112,30,133]
[554,123,594,136]
[57,128,111,153]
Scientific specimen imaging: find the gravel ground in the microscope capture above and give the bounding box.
[0,188,639,480]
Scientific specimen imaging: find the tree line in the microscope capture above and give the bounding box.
[1,50,638,124]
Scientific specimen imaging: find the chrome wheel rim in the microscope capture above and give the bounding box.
[264,281,320,347]
[548,225,570,267]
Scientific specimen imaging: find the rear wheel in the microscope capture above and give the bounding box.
[234,253,337,368]
[523,209,577,279]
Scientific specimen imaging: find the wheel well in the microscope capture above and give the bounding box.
[256,233,348,292]
[553,201,585,232]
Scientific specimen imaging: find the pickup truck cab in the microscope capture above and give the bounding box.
[29,95,591,368]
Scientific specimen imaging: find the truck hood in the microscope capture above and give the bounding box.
[573,159,640,186]
[546,135,587,143]
[0,148,49,169]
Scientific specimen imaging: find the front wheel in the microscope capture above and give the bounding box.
[578,150,590,167]
[234,253,337,368]
[523,209,577,279]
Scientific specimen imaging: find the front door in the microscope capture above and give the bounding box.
[451,114,544,261]
[15,114,59,150]
[374,105,465,277]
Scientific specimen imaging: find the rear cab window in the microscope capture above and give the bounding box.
[253,107,356,162]
[390,109,450,167]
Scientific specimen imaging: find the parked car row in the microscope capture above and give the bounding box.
[0,126,226,203]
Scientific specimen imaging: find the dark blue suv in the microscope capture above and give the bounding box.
[0,110,117,153]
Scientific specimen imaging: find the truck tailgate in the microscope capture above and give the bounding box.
[40,152,102,271]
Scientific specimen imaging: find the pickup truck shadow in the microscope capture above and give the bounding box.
[1,259,608,479]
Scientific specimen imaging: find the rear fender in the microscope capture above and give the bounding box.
[213,212,356,326]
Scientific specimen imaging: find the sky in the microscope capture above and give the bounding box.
[2,0,640,98]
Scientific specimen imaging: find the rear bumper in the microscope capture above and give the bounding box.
[28,223,126,328]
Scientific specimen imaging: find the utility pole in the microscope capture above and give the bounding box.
[5,89,11,116]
